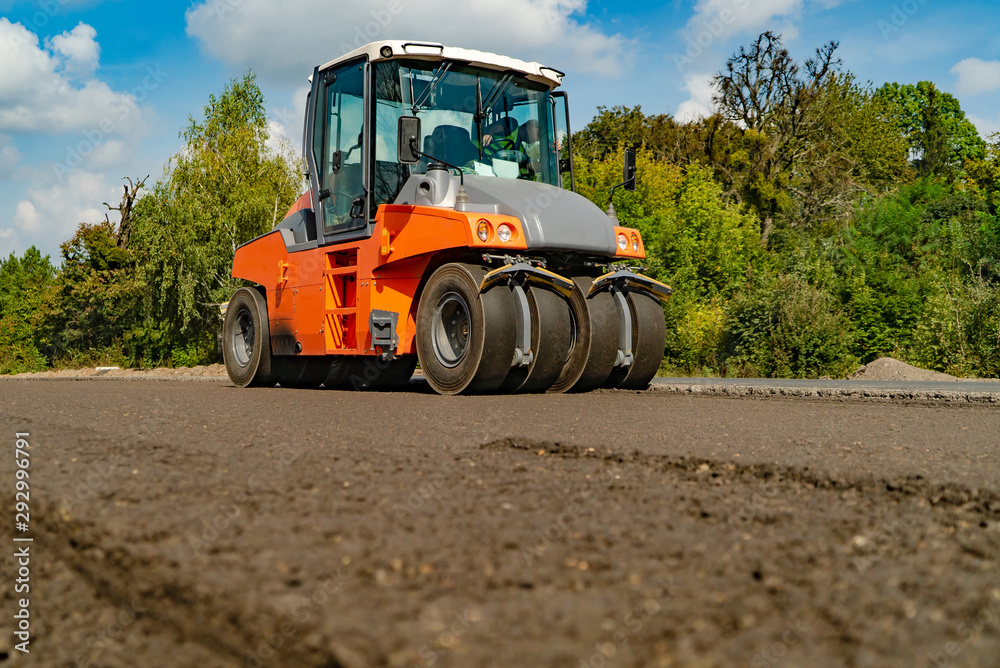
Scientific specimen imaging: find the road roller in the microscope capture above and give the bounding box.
[222,40,672,394]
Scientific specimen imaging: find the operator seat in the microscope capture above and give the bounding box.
[484,117,518,139]
[423,125,478,168]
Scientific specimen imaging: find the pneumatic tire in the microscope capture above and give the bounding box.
[416,263,516,395]
[346,356,418,389]
[222,287,279,388]
[278,357,329,389]
[548,277,618,393]
[500,285,572,393]
[616,291,666,390]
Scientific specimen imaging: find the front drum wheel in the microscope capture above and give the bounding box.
[617,291,666,390]
[416,263,515,395]
[222,287,278,388]
[548,277,618,393]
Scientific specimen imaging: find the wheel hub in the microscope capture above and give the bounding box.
[432,292,471,368]
[231,308,255,367]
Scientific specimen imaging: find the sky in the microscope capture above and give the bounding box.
[2,0,1000,261]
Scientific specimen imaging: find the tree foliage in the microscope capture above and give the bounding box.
[128,71,301,363]
[3,40,998,380]
[0,71,299,371]
[875,81,986,178]
[567,32,997,378]
[0,247,56,373]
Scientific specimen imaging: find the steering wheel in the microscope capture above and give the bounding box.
[494,149,529,166]
[326,189,360,221]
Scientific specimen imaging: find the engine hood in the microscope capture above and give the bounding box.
[393,172,617,256]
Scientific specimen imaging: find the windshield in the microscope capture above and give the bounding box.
[373,59,560,207]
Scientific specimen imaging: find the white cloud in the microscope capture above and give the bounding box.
[266,85,310,156]
[968,114,1000,140]
[0,19,151,136]
[683,0,802,44]
[674,72,716,122]
[12,169,111,243]
[0,20,159,258]
[47,22,100,79]
[13,200,40,233]
[951,58,1000,97]
[0,134,21,177]
[185,0,629,81]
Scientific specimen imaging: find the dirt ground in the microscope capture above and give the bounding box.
[1,380,999,668]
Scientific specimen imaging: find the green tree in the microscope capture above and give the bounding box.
[41,219,140,363]
[129,71,300,363]
[783,73,912,234]
[874,81,986,178]
[35,176,147,368]
[712,31,840,240]
[0,247,56,373]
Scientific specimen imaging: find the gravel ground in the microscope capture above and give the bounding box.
[1,380,998,668]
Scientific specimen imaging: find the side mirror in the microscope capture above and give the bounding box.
[397,116,422,164]
[623,147,637,192]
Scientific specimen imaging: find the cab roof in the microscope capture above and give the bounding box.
[316,40,564,89]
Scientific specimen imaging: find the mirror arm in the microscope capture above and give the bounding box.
[408,138,465,188]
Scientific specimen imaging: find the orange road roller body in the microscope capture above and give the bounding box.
[222,40,670,394]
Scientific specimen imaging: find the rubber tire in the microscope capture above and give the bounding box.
[322,357,354,389]
[500,286,572,393]
[278,356,329,389]
[548,276,619,394]
[603,291,632,389]
[222,287,279,388]
[617,291,666,390]
[416,263,516,395]
[346,356,418,389]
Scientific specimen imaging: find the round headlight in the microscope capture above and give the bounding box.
[379,45,393,59]
[497,224,513,243]
[617,233,628,251]
[631,233,639,252]
[477,219,490,242]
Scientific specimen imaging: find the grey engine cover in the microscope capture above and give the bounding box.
[393,172,617,256]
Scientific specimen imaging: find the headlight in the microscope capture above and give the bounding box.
[617,233,628,251]
[631,233,639,252]
[497,224,513,243]
[477,219,491,242]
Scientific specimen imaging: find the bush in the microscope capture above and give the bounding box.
[910,277,1000,377]
[722,274,856,378]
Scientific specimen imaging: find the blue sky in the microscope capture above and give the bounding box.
[2,0,1000,260]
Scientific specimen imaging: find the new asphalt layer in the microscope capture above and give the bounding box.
[1,377,998,667]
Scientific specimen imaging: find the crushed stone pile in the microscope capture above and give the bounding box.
[848,357,956,382]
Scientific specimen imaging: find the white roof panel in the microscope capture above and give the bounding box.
[315,40,564,89]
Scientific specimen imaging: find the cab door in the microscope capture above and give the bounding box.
[308,58,370,243]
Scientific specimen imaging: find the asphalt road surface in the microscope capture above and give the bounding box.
[1,379,999,668]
